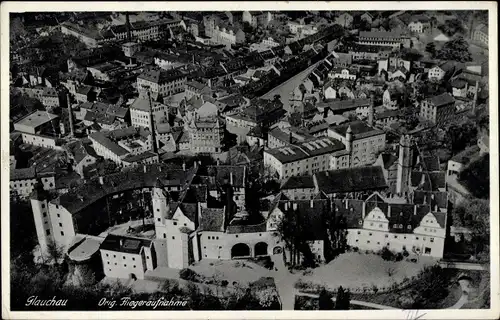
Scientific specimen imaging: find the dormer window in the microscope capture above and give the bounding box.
[393,224,397,228]
[407,225,412,229]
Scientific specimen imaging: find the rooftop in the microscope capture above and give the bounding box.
[265,137,346,164]
[15,110,59,129]
[329,120,385,140]
[428,93,455,107]
[100,234,152,255]
[315,166,388,194]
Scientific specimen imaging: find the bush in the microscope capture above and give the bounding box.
[395,252,404,261]
[352,246,359,252]
[402,249,409,257]
[380,247,395,261]
[179,268,198,281]
[221,280,229,287]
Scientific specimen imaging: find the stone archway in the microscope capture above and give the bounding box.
[254,242,268,257]
[231,243,251,258]
[273,246,283,255]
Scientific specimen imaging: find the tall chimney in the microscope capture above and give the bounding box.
[147,91,159,154]
[126,12,132,42]
[229,172,234,186]
[368,97,374,127]
[473,80,479,111]
[67,94,75,137]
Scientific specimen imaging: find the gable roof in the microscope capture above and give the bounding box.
[315,166,388,194]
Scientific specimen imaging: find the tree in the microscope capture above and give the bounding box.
[438,19,465,36]
[425,42,436,57]
[435,36,472,62]
[318,288,334,310]
[334,286,350,310]
[458,153,489,200]
[400,48,423,61]
[45,240,65,265]
[445,121,478,156]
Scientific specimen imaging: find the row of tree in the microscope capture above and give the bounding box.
[318,286,350,310]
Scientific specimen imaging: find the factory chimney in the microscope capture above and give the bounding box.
[147,91,159,154]
[126,12,132,42]
[473,80,479,111]
[67,93,75,137]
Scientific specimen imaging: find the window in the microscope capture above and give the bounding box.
[61,231,65,236]
[114,255,116,258]
[357,231,361,235]
[41,204,45,208]
[370,222,373,226]
[407,225,412,229]
[369,232,372,236]
[367,240,370,244]
[394,235,398,239]
[43,212,47,218]
[172,236,175,239]
[123,256,126,260]
[57,214,60,218]
[107,261,110,265]
[163,233,166,239]
[133,265,136,268]
[379,224,383,228]
[46,230,50,236]
[59,223,63,227]
[124,264,127,267]
[173,222,177,225]
[416,237,419,240]
[115,262,117,265]
[106,253,109,257]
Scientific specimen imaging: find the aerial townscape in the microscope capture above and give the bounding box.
[9,9,490,311]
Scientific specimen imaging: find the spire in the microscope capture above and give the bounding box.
[154,177,164,189]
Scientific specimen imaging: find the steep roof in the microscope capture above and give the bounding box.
[199,207,225,232]
[329,120,385,140]
[428,93,455,107]
[281,175,315,190]
[315,166,388,194]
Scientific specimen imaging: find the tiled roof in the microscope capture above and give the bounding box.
[89,131,128,157]
[265,137,346,164]
[281,175,315,190]
[54,165,197,214]
[206,165,246,188]
[315,166,388,194]
[380,153,398,169]
[413,191,448,211]
[138,68,185,84]
[199,207,225,232]
[317,98,371,113]
[100,234,152,254]
[329,120,385,140]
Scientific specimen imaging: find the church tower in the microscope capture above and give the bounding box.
[152,178,169,237]
[30,179,52,262]
[396,134,412,195]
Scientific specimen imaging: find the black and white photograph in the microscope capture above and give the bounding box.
[2,2,498,319]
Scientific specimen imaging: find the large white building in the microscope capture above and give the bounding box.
[130,97,169,129]
[137,68,187,101]
[264,136,350,179]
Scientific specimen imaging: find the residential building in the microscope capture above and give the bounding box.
[130,97,169,129]
[337,194,447,258]
[137,68,187,101]
[187,116,225,154]
[407,15,431,34]
[185,81,213,100]
[10,169,56,198]
[472,23,488,46]
[419,93,456,125]
[100,234,157,280]
[14,110,59,135]
[328,67,357,80]
[263,136,349,179]
[242,11,273,28]
[357,31,408,49]
[328,120,386,167]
